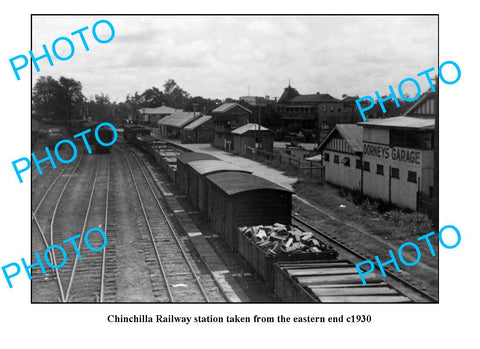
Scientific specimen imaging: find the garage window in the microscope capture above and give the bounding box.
[343,157,350,167]
[376,164,384,175]
[334,155,339,164]
[391,167,400,179]
[407,171,417,183]
[363,161,370,172]
[324,152,330,162]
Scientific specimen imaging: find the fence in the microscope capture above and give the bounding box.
[244,146,324,181]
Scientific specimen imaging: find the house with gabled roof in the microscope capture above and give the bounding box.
[211,102,252,151]
[157,111,202,138]
[138,104,179,124]
[404,89,436,118]
[315,124,364,191]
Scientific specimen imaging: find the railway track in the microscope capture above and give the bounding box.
[31,143,77,183]
[32,151,116,302]
[117,146,214,302]
[292,215,438,302]
[32,151,85,301]
[61,155,114,302]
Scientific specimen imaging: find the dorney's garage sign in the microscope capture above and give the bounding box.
[363,143,421,165]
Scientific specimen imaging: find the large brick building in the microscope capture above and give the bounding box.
[276,84,359,141]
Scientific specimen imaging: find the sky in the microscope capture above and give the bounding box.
[31,15,438,103]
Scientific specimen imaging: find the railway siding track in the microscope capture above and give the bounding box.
[292,215,438,302]
[64,155,114,302]
[32,151,116,302]
[118,146,224,302]
[130,145,247,302]
[31,151,86,301]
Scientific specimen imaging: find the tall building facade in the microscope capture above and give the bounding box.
[276,84,359,142]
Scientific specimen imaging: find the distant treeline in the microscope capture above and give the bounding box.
[32,75,418,129]
[32,76,226,125]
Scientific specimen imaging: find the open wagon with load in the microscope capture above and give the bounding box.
[237,223,338,290]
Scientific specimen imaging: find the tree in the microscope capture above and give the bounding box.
[32,76,85,123]
[58,77,85,123]
[32,76,62,120]
[185,96,221,114]
[163,79,190,109]
[141,87,165,107]
[87,93,112,122]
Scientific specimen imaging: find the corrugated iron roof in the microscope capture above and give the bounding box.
[316,124,363,153]
[157,111,201,128]
[231,123,273,135]
[207,172,293,196]
[337,124,363,152]
[211,103,252,114]
[177,152,218,165]
[358,116,435,130]
[138,105,178,115]
[183,115,212,130]
[189,160,252,176]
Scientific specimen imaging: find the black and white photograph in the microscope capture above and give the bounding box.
[30,15,439,303]
[2,2,478,347]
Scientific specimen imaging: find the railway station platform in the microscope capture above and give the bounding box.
[151,134,298,190]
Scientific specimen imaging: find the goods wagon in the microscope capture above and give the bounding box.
[205,172,293,251]
[273,260,411,303]
[187,160,252,214]
[153,146,182,182]
[124,125,151,143]
[89,122,115,153]
[135,134,165,156]
[176,153,218,195]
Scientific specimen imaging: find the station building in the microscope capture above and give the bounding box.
[137,104,179,124]
[231,123,275,156]
[180,115,214,143]
[156,111,202,138]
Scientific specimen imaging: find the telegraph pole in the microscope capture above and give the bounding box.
[257,104,262,149]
